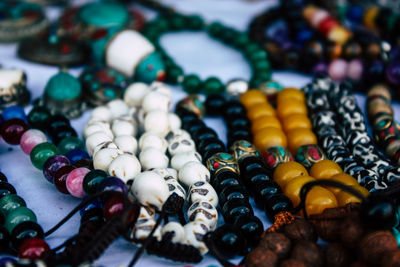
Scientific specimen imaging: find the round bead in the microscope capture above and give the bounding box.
[107,99,129,118]
[240,89,267,108]
[0,118,28,145]
[171,151,202,170]
[277,100,307,119]
[0,195,26,218]
[182,74,201,93]
[4,207,37,234]
[66,167,90,198]
[83,169,108,195]
[283,175,316,207]
[103,194,125,220]
[114,135,138,154]
[0,182,16,199]
[27,107,51,130]
[386,60,400,85]
[142,91,171,113]
[247,103,276,121]
[328,173,358,195]
[99,176,127,195]
[65,148,90,164]
[168,113,182,130]
[30,142,59,170]
[57,136,84,155]
[123,82,149,107]
[251,116,282,133]
[139,132,168,152]
[2,106,27,122]
[347,59,363,81]
[11,221,44,250]
[310,160,343,180]
[54,165,75,194]
[262,146,294,169]
[93,148,122,171]
[287,128,317,155]
[0,225,10,250]
[282,114,312,133]
[0,173,7,183]
[162,222,185,243]
[42,155,70,183]
[305,186,338,215]
[225,79,249,98]
[18,238,49,260]
[90,106,112,122]
[144,110,169,137]
[139,148,169,170]
[208,224,247,257]
[108,154,141,183]
[328,59,348,81]
[178,161,210,187]
[254,127,287,151]
[20,129,47,155]
[273,161,308,188]
[203,77,225,95]
[86,132,113,156]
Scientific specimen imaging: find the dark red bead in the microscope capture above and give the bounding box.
[54,165,75,194]
[319,17,338,35]
[0,119,28,145]
[103,194,125,221]
[18,238,50,259]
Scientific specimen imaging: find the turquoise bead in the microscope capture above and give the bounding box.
[4,207,37,234]
[44,72,82,101]
[30,142,59,170]
[78,2,129,28]
[57,136,84,155]
[135,52,165,83]
[0,194,26,218]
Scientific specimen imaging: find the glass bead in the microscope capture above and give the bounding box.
[4,207,37,234]
[65,148,90,164]
[73,158,93,169]
[273,161,308,188]
[11,221,44,250]
[66,167,90,198]
[49,125,77,145]
[182,74,201,94]
[0,182,16,199]
[227,128,252,148]
[47,114,70,131]
[20,129,47,155]
[30,142,59,170]
[227,116,251,130]
[203,77,225,95]
[254,180,282,209]
[262,146,293,170]
[212,170,241,194]
[57,136,84,155]
[240,89,267,109]
[222,198,253,223]
[0,118,28,145]
[42,155,70,183]
[310,160,342,180]
[247,171,272,193]
[166,65,183,84]
[239,156,266,174]
[191,127,218,143]
[0,225,10,250]
[247,103,276,121]
[103,194,125,220]
[83,169,108,195]
[18,238,49,260]
[1,106,27,122]
[305,186,338,215]
[233,215,263,246]
[219,184,249,204]
[224,100,247,118]
[27,107,51,130]
[254,127,287,151]
[207,224,247,257]
[283,175,316,207]
[198,138,226,155]
[205,95,225,116]
[99,176,128,195]
[0,195,26,218]
[264,194,293,220]
[0,172,7,183]
[79,198,102,217]
[54,165,75,194]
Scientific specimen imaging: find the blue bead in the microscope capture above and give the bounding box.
[79,198,102,216]
[295,28,314,45]
[347,5,364,23]
[0,256,16,266]
[65,148,90,164]
[2,106,27,122]
[99,176,127,195]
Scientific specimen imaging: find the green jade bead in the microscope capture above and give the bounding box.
[169,15,186,30]
[207,22,224,36]
[0,195,26,218]
[27,107,51,130]
[167,66,184,84]
[58,136,84,155]
[183,75,201,94]
[83,169,108,195]
[203,77,225,95]
[30,142,59,170]
[186,15,204,30]
[4,207,37,234]
[233,33,250,49]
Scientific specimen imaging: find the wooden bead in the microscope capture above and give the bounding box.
[283,218,318,242]
[254,127,287,151]
[286,128,317,155]
[360,231,398,266]
[310,160,342,180]
[273,162,308,188]
[284,175,316,207]
[251,115,282,133]
[247,103,276,121]
[240,89,267,108]
[245,247,278,267]
[291,241,324,267]
[259,232,291,259]
[305,186,338,215]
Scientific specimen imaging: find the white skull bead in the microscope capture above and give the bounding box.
[107,99,129,118]
[108,154,141,183]
[187,201,218,230]
[114,135,138,154]
[171,151,202,170]
[134,206,161,240]
[93,148,123,171]
[138,132,168,152]
[149,81,171,97]
[189,181,218,207]
[167,136,196,156]
[144,110,170,137]
[90,106,112,122]
[84,121,113,139]
[85,132,113,156]
[131,171,169,210]
[139,148,169,170]
[178,161,210,187]
[142,91,171,113]
[124,82,150,107]
[165,129,191,143]
[161,222,185,243]
[168,113,182,131]
[152,168,178,180]
[183,221,209,255]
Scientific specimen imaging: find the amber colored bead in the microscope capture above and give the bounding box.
[0,119,29,145]
[240,89,267,108]
[328,173,358,195]
[327,25,351,45]
[283,175,316,207]
[286,128,317,155]
[363,6,379,30]
[251,116,282,133]
[305,186,338,215]
[277,88,305,105]
[273,161,308,188]
[247,104,276,121]
[336,185,369,206]
[282,114,312,133]
[277,100,307,119]
[254,127,287,151]
[310,160,342,180]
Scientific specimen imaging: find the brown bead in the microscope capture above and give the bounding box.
[259,232,291,259]
[340,215,365,249]
[283,218,318,242]
[343,41,362,59]
[365,42,382,60]
[280,259,306,267]
[291,241,324,267]
[382,249,400,267]
[360,231,398,266]
[245,247,278,267]
[367,84,391,102]
[350,261,369,267]
[313,219,340,242]
[325,243,351,267]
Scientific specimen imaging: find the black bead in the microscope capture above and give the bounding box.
[81,208,104,224]
[11,221,44,250]
[180,112,200,126]
[223,101,246,119]
[219,184,249,205]
[239,156,267,175]
[247,171,272,193]
[205,224,248,257]
[49,125,78,145]
[0,225,10,250]
[47,114,70,129]
[254,180,282,209]
[361,199,396,229]
[191,127,218,143]
[0,182,16,199]
[205,95,225,116]
[227,116,251,130]
[198,137,226,155]
[27,106,51,130]
[182,120,205,134]
[0,172,7,182]
[233,215,264,247]
[264,194,293,220]
[212,170,241,193]
[222,198,253,223]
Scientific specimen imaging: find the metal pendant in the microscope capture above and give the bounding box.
[0,69,30,110]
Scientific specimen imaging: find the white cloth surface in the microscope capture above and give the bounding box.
[0,1,399,266]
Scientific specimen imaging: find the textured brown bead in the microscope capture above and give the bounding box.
[360,231,398,266]
[283,218,317,242]
[339,215,365,249]
[259,232,291,259]
[245,247,278,267]
[382,249,400,267]
[280,259,306,267]
[291,241,324,267]
[313,219,340,242]
[325,243,351,267]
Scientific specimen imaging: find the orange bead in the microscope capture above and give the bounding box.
[328,173,358,195]
[247,103,276,121]
[273,161,308,188]
[240,89,267,108]
[251,115,282,133]
[336,185,369,206]
[277,100,307,119]
[282,114,312,133]
[277,88,305,105]
[305,186,338,215]
[327,25,351,45]
[364,6,379,30]
[286,128,317,155]
[310,160,342,180]
[254,127,287,151]
[284,175,316,207]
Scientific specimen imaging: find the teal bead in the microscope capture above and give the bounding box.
[186,15,204,30]
[250,77,266,88]
[244,43,261,56]
[0,195,26,218]
[135,52,165,83]
[203,77,225,95]
[44,72,82,101]
[252,59,270,71]
[83,169,108,195]
[155,18,170,32]
[170,14,186,30]
[4,207,37,234]
[393,228,400,246]
[233,33,250,49]
[57,136,84,155]
[78,2,129,28]
[182,74,201,94]
[167,66,184,84]
[249,50,268,63]
[30,142,59,170]
[208,22,224,36]
[220,28,238,44]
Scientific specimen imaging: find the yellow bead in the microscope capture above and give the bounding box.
[286,128,317,155]
[277,100,307,119]
[273,161,308,188]
[277,88,305,105]
[305,186,338,215]
[282,114,312,133]
[328,173,358,195]
[240,89,267,108]
[247,103,276,121]
[364,6,379,30]
[284,175,316,207]
[254,127,287,151]
[327,25,352,45]
[310,160,342,180]
[336,185,369,206]
[251,115,282,133]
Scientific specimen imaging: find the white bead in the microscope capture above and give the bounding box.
[107,99,129,118]
[92,141,118,157]
[183,221,209,255]
[93,148,123,171]
[189,181,218,207]
[144,110,169,137]
[166,129,191,143]
[85,132,113,156]
[149,81,171,97]
[114,135,138,154]
[168,113,181,131]
[0,69,23,88]
[167,135,195,156]
[187,201,218,230]
[111,120,136,137]
[139,148,169,170]
[162,222,185,243]
[131,171,169,210]
[133,206,160,240]
[90,106,112,122]
[127,107,138,117]
[108,154,141,183]
[178,161,210,187]
[142,91,171,113]
[84,121,113,139]
[171,151,202,170]
[138,132,167,152]
[136,108,146,126]
[152,168,178,180]
[123,82,150,107]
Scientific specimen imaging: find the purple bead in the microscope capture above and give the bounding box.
[312,61,328,75]
[386,61,400,85]
[43,155,70,183]
[347,59,363,81]
[99,177,127,195]
[328,59,348,81]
